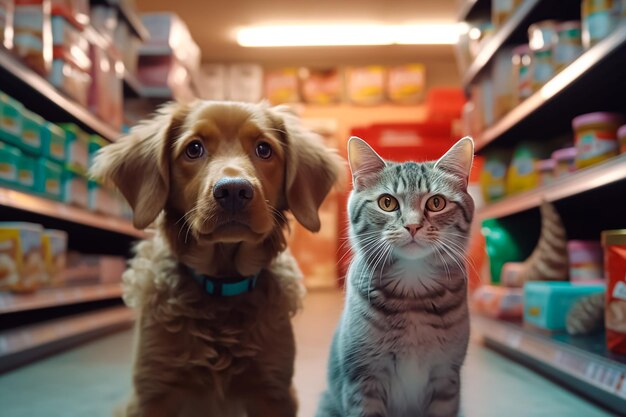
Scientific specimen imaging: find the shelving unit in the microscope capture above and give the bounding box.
[123,69,143,97]
[0,283,123,314]
[457,0,489,21]
[475,316,626,414]
[478,154,626,219]
[0,49,119,142]
[0,188,144,238]
[462,0,542,88]
[0,306,133,373]
[476,22,626,150]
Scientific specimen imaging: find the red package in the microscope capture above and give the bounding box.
[602,230,626,355]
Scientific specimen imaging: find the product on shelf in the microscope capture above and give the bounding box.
[62,165,87,207]
[535,158,556,186]
[480,149,510,202]
[551,146,577,177]
[468,21,494,58]
[196,64,227,100]
[0,142,20,184]
[87,133,105,168]
[506,141,545,194]
[90,4,116,40]
[492,47,515,118]
[581,0,621,49]
[300,67,342,105]
[553,21,583,72]
[602,229,626,354]
[492,0,523,28]
[42,121,67,163]
[531,47,554,92]
[17,152,35,189]
[481,218,524,283]
[41,228,67,284]
[472,285,524,319]
[565,292,605,335]
[114,18,140,76]
[346,65,386,105]
[528,20,559,51]
[64,251,125,284]
[50,15,90,71]
[59,122,88,173]
[572,112,623,169]
[141,12,200,72]
[524,281,605,331]
[89,44,122,129]
[264,68,300,104]
[227,64,263,103]
[50,0,89,27]
[387,64,426,104]
[0,222,45,291]
[504,201,569,287]
[567,240,604,282]
[13,0,53,75]
[0,0,14,50]
[20,109,45,154]
[35,157,62,199]
[618,124,626,153]
[0,93,23,142]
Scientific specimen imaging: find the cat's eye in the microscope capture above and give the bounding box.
[185,140,205,159]
[426,195,446,212]
[378,194,399,212]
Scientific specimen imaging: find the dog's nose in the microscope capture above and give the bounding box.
[213,178,254,212]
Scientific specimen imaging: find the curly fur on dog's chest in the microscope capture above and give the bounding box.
[123,236,303,395]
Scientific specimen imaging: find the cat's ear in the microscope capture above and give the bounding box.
[434,136,474,187]
[348,137,386,191]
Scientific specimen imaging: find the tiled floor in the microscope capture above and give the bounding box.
[0,290,617,417]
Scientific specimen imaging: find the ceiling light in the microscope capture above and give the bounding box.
[237,24,460,47]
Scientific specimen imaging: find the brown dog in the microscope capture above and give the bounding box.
[91,101,342,417]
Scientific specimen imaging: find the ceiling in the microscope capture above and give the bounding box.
[136,0,461,85]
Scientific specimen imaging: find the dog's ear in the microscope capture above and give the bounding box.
[269,105,343,232]
[90,102,188,229]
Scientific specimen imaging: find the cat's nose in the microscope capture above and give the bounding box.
[404,224,422,237]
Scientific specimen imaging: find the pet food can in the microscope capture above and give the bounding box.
[535,158,556,186]
[553,21,583,72]
[567,240,604,282]
[618,124,626,154]
[582,0,619,48]
[531,48,554,91]
[551,147,577,177]
[572,112,623,169]
[601,229,626,354]
[512,45,533,102]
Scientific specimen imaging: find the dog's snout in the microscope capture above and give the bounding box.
[213,178,254,212]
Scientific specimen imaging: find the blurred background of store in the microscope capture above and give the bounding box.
[0,0,626,416]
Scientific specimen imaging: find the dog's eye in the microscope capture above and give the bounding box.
[255,142,272,160]
[185,140,205,159]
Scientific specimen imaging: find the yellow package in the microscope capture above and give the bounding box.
[347,65,386,105]
[0,222,45,292]
[42,229,68,286]
[264,68,300,104]
[387,64,426,104]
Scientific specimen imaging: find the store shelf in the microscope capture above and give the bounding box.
[476,22,626,151]
[139,44,174,56]
[0,306,133,373]
[462,0,542,88]
[0,49,120,142]
[475,316,626,415]
[0,283,123,315]
[477,154,626,220]
[0,188,144,238]
[95,0,149,41]
[141,85,174,99]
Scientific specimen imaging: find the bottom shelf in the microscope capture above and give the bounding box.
[474,315,626,415]
[0,306,133,373]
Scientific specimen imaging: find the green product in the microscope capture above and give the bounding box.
[35,158,63,200]
[20,110,45,155]
[88,134,107,170]
[0,142,22,185]
[0,93,24,145]
[42,122,68,163]
[17,154,36,190]
[481,218,525,283]
[59,123,89,174]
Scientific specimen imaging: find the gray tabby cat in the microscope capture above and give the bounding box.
[316,136,475,417]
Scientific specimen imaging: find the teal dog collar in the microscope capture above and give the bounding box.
[189,269,260,297]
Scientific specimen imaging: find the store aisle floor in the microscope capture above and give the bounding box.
[0,290,616,417]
